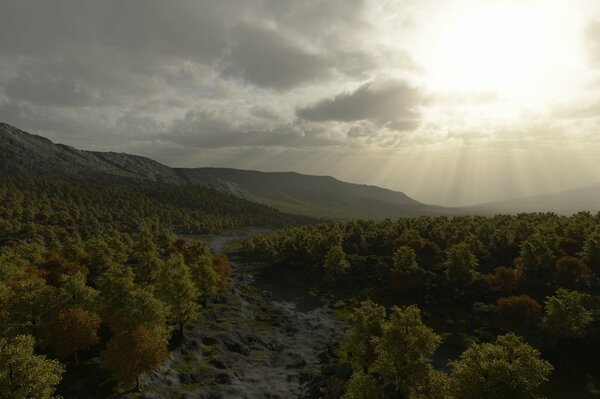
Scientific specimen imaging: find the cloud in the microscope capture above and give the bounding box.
[166,110,338,148]
[223,24,330,90]
[296,80,424,131]
[586,19,600,68]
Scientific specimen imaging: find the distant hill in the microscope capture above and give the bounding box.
[470,184,600,215]
[195,167,458,218]
[0,122,461,219]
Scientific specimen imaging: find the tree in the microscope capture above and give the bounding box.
[102,325,168,392]
[39,252,88,287]
[392,246,418,273]
[154,254,199,335]
[449,333,553,399]
[110,288,170,341]
[444,243,478,288]
[97,264,136,319]
[342,372,384,399]
[373,305,442,396]
[47,306,100,365]
[212,254,232,295]
[495,295,542,335]
[554,256,590,288]
[488,266,520,293]
[189,253,219,305]
[56,272,98,311]
[543,289,593,339]
[323,244,350,281]
[341,300,386,372]
[519,234,554,292]
[0,335,64,399]
[8,277,55,340]
[582,228,600,273]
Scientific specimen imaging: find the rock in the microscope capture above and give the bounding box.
[285,354,307,369]
[210,359,227,369]
[214,373,232,384]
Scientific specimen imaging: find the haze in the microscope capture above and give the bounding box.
[1,0,600,206]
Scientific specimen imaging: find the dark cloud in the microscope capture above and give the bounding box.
[296,80,424,131]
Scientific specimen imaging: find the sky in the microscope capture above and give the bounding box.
[1,0,600,206]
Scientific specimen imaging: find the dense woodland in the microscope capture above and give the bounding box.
[0,176,301,397]
[1,173,599,398]
[241,214,600,398]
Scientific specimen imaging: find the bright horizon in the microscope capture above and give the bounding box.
[2,0,600,206]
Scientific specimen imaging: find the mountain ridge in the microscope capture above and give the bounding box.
[0,122,458,218]
[5,122,598,217]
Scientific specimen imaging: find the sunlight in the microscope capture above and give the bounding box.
[423,3,582,102]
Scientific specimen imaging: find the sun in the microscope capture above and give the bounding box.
[423,3,582,101]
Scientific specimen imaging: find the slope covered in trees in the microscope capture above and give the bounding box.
[0,171,307,397]
[0,175,303,242]
[1,123,463,219]
[241,213,600,398]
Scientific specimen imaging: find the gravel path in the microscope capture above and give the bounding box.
[135,232,345,399]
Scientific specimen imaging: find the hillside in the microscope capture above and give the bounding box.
[0,122,247,196]
[470,184,600,215]
[195,167,458,218]
[0,123,459,219]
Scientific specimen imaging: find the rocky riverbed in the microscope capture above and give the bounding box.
[132,232,346,399]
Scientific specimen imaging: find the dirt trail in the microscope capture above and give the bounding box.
[135,231,345,399]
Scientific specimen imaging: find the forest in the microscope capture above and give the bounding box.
[240,214,600,398]
[0,176,300,397]
[1,174,599,398]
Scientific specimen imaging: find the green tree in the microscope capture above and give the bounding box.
[57,272,98,311]
[342,372,384,399]
[111,288,170,341]
[392,246,418,273]
[0,335,64,399]
[47,306,100,365]
[373,305,442,396]
[582,228,600,273]
[324,244,349,281]
[519,234,554,292]
[97,264,136,319]
[8,277,55,340]
[155,254,199,335]
[102,325,167,392]
[444,243,478,288]
[449,333,553,399]
[543,288,592,339]
[341,300,386,372]
[189,253,219,305]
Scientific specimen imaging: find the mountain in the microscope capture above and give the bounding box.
[470,184,600,215]
[0,122,247,196]
[0,122,459,218]
[194,167,458,218]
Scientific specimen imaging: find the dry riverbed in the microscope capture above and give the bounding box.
[131,231,345,399]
